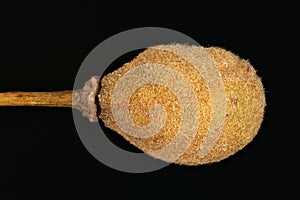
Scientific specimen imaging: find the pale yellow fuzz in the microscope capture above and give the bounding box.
[98,44,266,165]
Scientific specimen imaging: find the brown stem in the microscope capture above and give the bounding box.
[0,76,100,122]
[0,91,73,107]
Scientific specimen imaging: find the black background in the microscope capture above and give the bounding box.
[1,1,298,199]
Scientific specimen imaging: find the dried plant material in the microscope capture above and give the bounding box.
[0,43,266,166]
[98,44,266,165]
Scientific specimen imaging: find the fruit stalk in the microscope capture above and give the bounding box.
[0,76,100,122]
[0,91,73,107]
